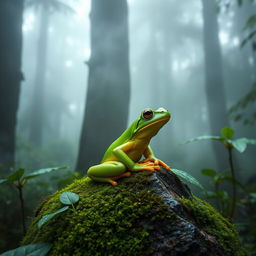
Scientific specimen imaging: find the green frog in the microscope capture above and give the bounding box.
[87,107,171,186]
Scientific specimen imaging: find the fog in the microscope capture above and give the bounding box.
[15,0,255,179]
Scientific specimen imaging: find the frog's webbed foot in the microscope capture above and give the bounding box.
[140,158,171,171]
[133,162,161,172]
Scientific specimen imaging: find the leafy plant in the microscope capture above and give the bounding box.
[216,0,256,125]
[241,13,256,50]
[60,191,79,210]
[0,243,52,256]
[229,82,256,125]
[0,166,67,234]
[171,168,204,190]
[186,126,256,218]
[217,0,256,50]
[201,168,240,215]
[37,206,69,228]
[38,191,80,228]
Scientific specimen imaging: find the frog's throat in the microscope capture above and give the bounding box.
[133,117,169,137]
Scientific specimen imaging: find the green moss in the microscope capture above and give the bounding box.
[177,197,247,256]
[22,173,176,256]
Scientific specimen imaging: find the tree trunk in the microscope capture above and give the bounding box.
[202,0,228,170]
[76,0,131,172]
[0,0,24,168]
[29,6,49,147]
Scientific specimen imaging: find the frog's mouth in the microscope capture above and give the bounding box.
[135,117,170,134]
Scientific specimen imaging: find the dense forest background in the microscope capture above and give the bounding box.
[0,0,256,254]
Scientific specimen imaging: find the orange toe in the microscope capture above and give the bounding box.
[109,180,118,186]
[123,171,131,177]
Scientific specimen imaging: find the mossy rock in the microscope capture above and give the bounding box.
[22,171,247,256]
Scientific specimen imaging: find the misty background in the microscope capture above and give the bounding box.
[0,0,256,253]
[16,0,255,177]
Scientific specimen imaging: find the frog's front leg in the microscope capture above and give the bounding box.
[142,145,171,171]
[113,142,161,172]
[87,161,131,186]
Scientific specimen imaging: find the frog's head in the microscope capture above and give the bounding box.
[133,107,171,139]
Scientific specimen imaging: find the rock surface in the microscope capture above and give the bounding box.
[22,170,247,256]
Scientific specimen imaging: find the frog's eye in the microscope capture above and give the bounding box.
[142,109,154,120]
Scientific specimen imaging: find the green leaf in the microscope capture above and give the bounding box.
[0,179,7,184]
[23,166,67,180]
[4,168,25,183]
[0,243,52,256]
[228,138,256,153]
[205,190,215,198]
[230,138,248,152]
[241,30,256,48]
[244,14,256,30]
[213,175,225,184]
[205,191,228,200]
[201,169,216,177]
[246,138,256,145]
[171,169,204,190]
[185,135,223,144]
[38,206,69,228]
[60,192,80,205]
[221,126,234,139]
[249,193,256,203]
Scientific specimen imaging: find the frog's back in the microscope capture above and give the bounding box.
[101,120,137,163]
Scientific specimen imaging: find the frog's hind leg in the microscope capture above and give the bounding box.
[88,176,119,186]
[111,171,131,180]
[87,161,129,186]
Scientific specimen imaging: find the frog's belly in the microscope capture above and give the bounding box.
[126,148,145,162]
[104,148,145,164]
[126,139,149,162]
[104,142,148,164]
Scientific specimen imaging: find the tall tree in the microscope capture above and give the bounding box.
[0,0,24,168]
[26,0,73,146]
[28,4,49,147]
[76,0,131,172]
[202,0,229,169]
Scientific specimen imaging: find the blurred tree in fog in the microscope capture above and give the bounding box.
[76,0,130,172]
[0,0,24,169]
[144,0,174,108]
[202,0,229,169]
[26,0,73,147]
[229,0,256,125]
[233,1,255,81]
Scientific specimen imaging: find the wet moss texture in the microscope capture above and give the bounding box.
[22,173,176,255]
[22,172,246,256]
